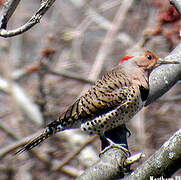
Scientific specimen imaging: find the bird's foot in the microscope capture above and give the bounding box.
[125,127,131,137]
[99,137,130,157]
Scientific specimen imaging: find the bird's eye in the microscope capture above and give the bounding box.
[147,54,152,60]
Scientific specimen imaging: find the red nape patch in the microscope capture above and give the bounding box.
[120,56,134,64]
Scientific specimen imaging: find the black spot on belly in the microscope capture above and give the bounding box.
[101,124,104,128]
[139,85,149,101]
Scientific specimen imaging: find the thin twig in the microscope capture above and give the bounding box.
[52,136,98,171]
[99,0,122,12]
[0,121,21,140]
[0,111,11,119]
[0,128,82,178]
[0,0,21,29]
[159,95,181,102]
[60,165,83,178]
[12,61,41,81]
[37,61,47,124]
[0,131,40,159]
[88,0,134,82]
[47,68,95,84]
[0,0,56,37]
[0,77,43,125]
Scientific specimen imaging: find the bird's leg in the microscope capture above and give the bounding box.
[99,124,130,156]
[100,137,129,156]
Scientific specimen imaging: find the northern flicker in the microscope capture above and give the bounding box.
[16,51,178,154]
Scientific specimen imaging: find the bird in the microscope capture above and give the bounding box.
[16,51,178,154]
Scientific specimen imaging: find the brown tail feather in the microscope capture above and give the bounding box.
[15,124,59,155]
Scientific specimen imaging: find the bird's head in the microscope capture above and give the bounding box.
[120,51,179,72]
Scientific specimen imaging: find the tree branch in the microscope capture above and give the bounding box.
[52,136,97,171]
[76,125,131,180]
[0,0,21,29]
[145,35,181,106]
[124,128,181,179]
[47,68,95,84]
[0,0,56,37]
[170,0,181,15]
[77,148,127,180]
[88,0,134,82]
[145,0,181,106]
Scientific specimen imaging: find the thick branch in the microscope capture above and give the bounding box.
[124,129,181,179]
[0,0,56,37]
[77,125,130,180]
[77,148,127,180]
[145,42,181,106]
[145,0,181,106]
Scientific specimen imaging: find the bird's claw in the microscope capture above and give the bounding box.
[99,137,130,157]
